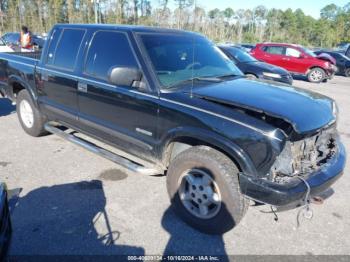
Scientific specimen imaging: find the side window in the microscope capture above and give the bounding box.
[47,28,86,70]
[264,46,285,55]
[286,48,301,58]
[46,28,62,64]
[84,31,138,81]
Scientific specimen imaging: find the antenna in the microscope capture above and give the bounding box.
[190,35,194,99]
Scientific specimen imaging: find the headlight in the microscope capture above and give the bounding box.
[262,72,282,79]
[325,62,331,68]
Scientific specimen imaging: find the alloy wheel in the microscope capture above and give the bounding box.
[178,168,222,219]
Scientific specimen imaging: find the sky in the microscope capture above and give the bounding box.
[152,0,350,18]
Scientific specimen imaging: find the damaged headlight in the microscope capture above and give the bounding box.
[270,141,294,179]
[270,127,338,183]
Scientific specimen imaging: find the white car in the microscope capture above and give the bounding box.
[0,39,14,52]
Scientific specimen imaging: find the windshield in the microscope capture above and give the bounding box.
[223,47,257,63]
[139,33,242,88]
[336,43,349,51]
[301,47,317,57]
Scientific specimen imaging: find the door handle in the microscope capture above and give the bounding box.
[78,82,88,93]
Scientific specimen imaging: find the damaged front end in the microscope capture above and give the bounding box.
[270,127,338,184]
[239,125,346,207]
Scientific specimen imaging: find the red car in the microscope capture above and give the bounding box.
[251,43,337,83]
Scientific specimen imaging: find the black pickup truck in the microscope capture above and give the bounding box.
[0,24,346,234]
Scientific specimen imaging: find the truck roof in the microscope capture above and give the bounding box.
[54,23,203,36]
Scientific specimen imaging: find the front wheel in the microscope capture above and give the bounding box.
[307,67,325,83]
[16,89,48,137]
[166,146,249,234]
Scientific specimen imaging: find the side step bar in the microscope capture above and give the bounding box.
[44,122,161,175]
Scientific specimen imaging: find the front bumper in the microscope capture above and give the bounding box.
[325,65,338,79]
[239,142,346,206]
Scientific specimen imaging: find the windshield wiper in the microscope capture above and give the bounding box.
[216,73,240,78]
[166,76,222,89]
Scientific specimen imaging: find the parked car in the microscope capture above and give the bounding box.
[235,43,256,52]
[314,50,350,77]
[0,39,14,53]
[336,42,349,52]
[0,24,345,234]
[219,45,293,85]
[0,183,11,260]
[251,43,337,83]
[346,46,350,58]
[1,32,45,51]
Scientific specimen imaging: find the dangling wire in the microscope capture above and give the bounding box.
[270,206,279,222]
[296,176,313,228]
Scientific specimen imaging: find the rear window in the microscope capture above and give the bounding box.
[263,46,285,55]
[47,28,86,70]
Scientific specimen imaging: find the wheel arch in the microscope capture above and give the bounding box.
[306,65,326,74]
[161,130,257,177]
[8,75,38,105]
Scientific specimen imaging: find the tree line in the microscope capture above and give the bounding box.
[0,0,349,48]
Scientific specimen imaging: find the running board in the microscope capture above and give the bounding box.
[44,122,161,175]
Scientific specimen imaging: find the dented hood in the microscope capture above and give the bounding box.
[189,78,335,134]
[316,53,336,65]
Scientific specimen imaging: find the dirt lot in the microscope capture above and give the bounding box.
[1,76,349,256]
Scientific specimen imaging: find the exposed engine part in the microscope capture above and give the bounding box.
[270,127,338,183]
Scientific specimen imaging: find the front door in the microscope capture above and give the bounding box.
[77,30,159,162]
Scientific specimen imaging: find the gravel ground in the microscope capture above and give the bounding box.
[0,76,349,257]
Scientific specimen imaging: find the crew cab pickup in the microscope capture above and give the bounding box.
[0,24,346,234]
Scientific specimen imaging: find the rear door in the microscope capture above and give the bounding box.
[77,30,159,162]
[36,27,87,125]
[260,45,286,68]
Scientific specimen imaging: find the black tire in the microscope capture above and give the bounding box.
[307,67,325,83]
[345,68,350,77]
[16,89,47,137]
[166,146,249,234]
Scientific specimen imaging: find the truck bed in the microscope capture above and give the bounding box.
[0,51,39,100]
[8,51,41,60]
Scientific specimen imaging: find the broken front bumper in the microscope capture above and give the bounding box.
[239,142,346,206]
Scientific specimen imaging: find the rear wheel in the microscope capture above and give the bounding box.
[16,89,47,137]
[307,67,325,83]
[166,146,249,234]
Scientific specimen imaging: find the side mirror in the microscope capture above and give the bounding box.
[108,66,142,87]
[299,54,306,59]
